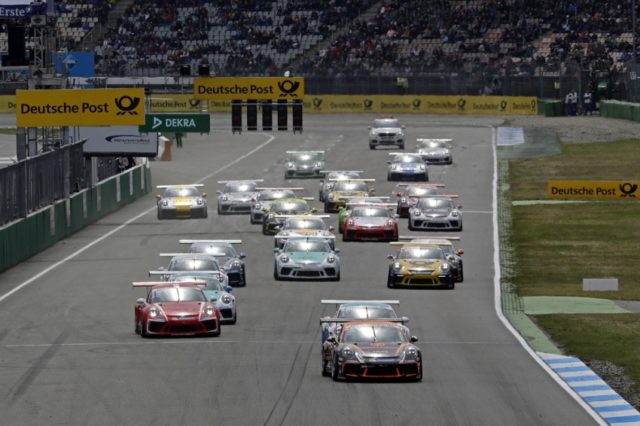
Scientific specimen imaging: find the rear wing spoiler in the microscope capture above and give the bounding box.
[276,234,335,239]
[319,317,409,325]
[345,202,396,207]
[217,179,264,184]
[321,299,399,305]
[320,170,363,174]
[388,152,422,156]
[159,253,224,257]
[398,235,460,241]
[341,196,389,200]
[156,184,204,189]
[396,183,446,188]
[148,270,226,279]
[178,239,242,244]
[132,280,206,287]
[273,214,330,219]
[286,150,325,154]
[328,178,375,182]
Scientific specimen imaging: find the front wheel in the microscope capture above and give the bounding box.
[332,358,340,382]
[387,271,395,288]
[369,144,375,150]
[408,220,414,231]
[139,320,148,338]
[415,361,423,382]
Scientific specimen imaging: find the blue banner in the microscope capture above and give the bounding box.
[54,51,96,77]
[0,0,34,18]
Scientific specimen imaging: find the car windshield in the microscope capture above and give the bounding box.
[224,182,256,193]
[338,306,397,319]
[416,198,454,209]
[164,187,199,197]
[417,141,447,149]
[406,187,438,196]
[259,190,295,201]
[284,240,330,252]
[351,207,389,218]
[172,275,225,292]
[373,119,400,128]
[342,325,406,343]
[191,244,237,257]
[150,286,206,303]
[334,182,368,192]
[393,155,422,163]
[169,257,220,271]
[271,201,308,214]
[288,152,324,162]
[398,247,445,260]
[286,218,325,230]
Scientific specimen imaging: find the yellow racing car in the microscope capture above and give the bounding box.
[386,242,455,289]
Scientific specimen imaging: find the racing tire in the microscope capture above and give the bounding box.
[398,143,405,150]
[210,326,221,337]
[369,144,375,150]
[203,210,208,219]
[331,358,340,382]
[157,210,163,220]
[415,361,423,382]
[342,232,349,242]
[408,220,414,231]
[424,174,429,182]
[331,271,341,282]
[458,224,463,232]
[338,224,343,233]
[273,267,281,281]
[217,206,223,215]
[459,263,464,282]
[324,204,330,213]
[139,321,148,338]
[240,270,247,287]
[387,271,395,288]
[322,359,331,377]
[135,319,140,334]
[447,278,455,290]
[262,226,269,235]
[229,312,237,325]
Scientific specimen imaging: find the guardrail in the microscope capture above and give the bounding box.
[0,162,152,273]
[600,100,640,122]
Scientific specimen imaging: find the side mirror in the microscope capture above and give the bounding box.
[401,125,406,129]
[367,126,372,130]
[386,255,395,260]
[273,248,280,253]
[457,249,464,255]
[458,205,463,209]
[410,336,419,343]
[327,337,337,344]
[395,192,402,197]
[136,298,145,305]
[216,190,222,195]
[319,179,324,183]
[224,286,233,292]
[370,188,375,194]
[239,252,247,259]
[202,192,207,198]
[328,225,335,232]
[310,208,317,213]
[387,160,391,164]
[156,194,161,200]
[334,248,341,253]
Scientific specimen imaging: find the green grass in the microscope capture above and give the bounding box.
[0,128,16,135]
[509,139,640,200]
[534,314,640,397]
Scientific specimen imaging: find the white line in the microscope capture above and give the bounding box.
[591,400,632,408]
[0,133,276,305]
[600,410,640,418]
[490,125,605,425]
[462,210,493,214]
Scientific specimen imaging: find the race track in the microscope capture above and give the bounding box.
[0,113,598,425]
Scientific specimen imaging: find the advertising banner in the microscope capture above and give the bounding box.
[78,125,158,156]
[54,51,96,77]
[194,77,305,100]
[16,88,145,127]
[547,180,640,200]
[0,0,32,18]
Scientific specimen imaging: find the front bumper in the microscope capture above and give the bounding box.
[389,272,451,287]
[277,264,339,280]
[344,227,397,241]
[263,220,285,235]
[340,360,420,380]
[285,168,323,178]
[409,217,462,230]
[158,205,207,219]
[218,201,252,214]
[388,171,428,181]
[425,156,452,164]
[145,318,219,335]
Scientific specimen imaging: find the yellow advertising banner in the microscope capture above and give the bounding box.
[547,180,640,200]
[0,95,16,113]
[303,95,537,114]
[194,77,304,100]
[16,88,145,127]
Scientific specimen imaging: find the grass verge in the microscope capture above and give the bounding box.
[507,138,640,404]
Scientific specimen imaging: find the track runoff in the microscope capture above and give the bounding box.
[0,114,599,425]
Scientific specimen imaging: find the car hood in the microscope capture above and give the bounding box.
[416,208,451,216]
[286,252,328,263]
[351,342,409,357]
[399,259,443,271]
[371,128,401,134]
[335,191,367,199]
[281,229,328,237]
[352,217,388,227]
[419,148,449,156]
[222,192,254,201]
[156,301,203,316]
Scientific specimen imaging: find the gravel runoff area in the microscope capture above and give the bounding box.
[506,113,640,410]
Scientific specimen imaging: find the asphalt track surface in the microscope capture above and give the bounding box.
[0,114,598,425]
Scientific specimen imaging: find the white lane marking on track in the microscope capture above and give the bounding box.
[489,126,606,425]
[0,134,276,305]
[462,210,493,214]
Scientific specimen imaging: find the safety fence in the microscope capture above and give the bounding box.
[599,100,640,122]
[0,163,152,273]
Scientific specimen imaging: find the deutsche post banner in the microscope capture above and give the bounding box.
[16,88,145,127]
[194,77,304,100]
[547,180,640,200]
[0,95,16,113]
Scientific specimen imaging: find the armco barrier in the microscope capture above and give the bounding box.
[0,163,152,273]
[600,100,640,122]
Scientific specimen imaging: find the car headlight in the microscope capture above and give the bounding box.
[326,255,336,263]
[347,219,354,225]
[403,347,419,361]
[280,255,289,263]
[162,200,168,206]
[441,263,450,270]
[287,162,295,169]
[387,219,394,226]
[451,210,459,217]
[327,193,334,200]
[221,195,228,201]
[149,307,159,318]
[419,165,425,171]
[205,305,216,316]
[393,262,401,270]
[413,210,421,216]
[315,162,323,168]
[400,197,407,203]
[231,260,242,268]
[341,346,357,360]
[197,198,203,205]
[221,294,233,304]
[254,203,261,209]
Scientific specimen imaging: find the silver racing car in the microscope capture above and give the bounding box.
[416,138,453,165]
[284,150,325,178]
[156,184,208,219]
[217,180,263,214]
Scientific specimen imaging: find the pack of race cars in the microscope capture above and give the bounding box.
[139,120,463,382]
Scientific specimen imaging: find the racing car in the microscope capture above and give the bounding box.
[273,215,335,249]
[393,183,453,218]
[387,242,455,289]
[250,187,303,224]
[261,197,316,235]
[133,281,221,337]
[169,273,237,324]
[407,196,463,231]
[342,205,399,242]
[387,153,429,181]
[324,179,375,213]
[273,237,340,281]
[322,320,422,381]
[415,138,453,164]
[216,179,263,214]
[179,239,247,286]
[318,170,363,201]
[399,236,464,282]
[284,150,325,178]
[337,196,391,233]
[151,253,230,286]
[368,117,405,149]
[156,184,208,219]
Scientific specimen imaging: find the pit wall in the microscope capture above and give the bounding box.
[0,163,152,273]
[599,100,640,122]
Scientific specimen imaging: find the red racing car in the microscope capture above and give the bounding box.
[133,281,221,337]
[342,205,399,242]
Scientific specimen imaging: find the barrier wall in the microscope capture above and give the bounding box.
[600,100,640,122]
[0,163,152,273]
